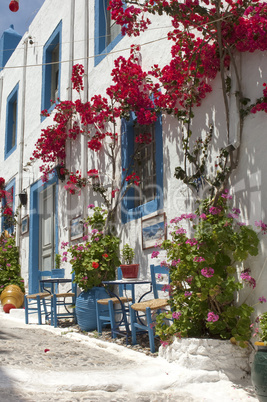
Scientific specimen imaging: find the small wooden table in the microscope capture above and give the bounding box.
[40,278,72,294]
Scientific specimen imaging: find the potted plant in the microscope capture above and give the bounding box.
[155,191,262,346]
[120,243,139,279]
[63,206,121,331]
[51,253,65,278]
[251,312,267,402]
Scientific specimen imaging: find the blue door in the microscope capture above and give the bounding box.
[29,176,58,293]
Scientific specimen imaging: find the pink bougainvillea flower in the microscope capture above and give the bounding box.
[194,256,205,262]
[201,267,214,278]
[172,311,182,319]
[255,220,267,234]
[207,312,219,322]
[151,251,160,258]
[184,291,192,297]
[259,296,267,303]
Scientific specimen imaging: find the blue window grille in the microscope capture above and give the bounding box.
[2,178,15,234]
[5,83,19,159]
[121,113,163,223]
[41,21,62,119]
[95,0,122,66]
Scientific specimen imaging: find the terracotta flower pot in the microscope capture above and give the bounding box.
[120,264,139,279]
[0,284,24,313]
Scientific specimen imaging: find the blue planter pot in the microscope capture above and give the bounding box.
[251,344,267,402]
[76,287,109,332]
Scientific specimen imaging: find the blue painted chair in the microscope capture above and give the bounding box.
[24,270,52,325]
[51,273,77,328]
[96,267,135,340]
[130,264,170,353]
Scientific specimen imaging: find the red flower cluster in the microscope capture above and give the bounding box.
[92,261,99,269]
[0,177,5,189]
[135,132,152,144]
[88,138,102,152]
[71,64,84,92]
[125,172,140,186]
[64,171,87,195]
[87,169,99,178]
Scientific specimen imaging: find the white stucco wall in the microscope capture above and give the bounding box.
[0,0,266,315]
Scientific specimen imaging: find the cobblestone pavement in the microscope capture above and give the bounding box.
[0,312,257,402]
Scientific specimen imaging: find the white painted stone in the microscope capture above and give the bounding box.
[159,337,252,381]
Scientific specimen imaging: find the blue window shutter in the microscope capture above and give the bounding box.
[121,113,163,223]
[94,0,123,66]
[41,20,62,120]
[5,83,19,159]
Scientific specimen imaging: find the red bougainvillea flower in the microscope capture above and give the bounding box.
[3,206,13,216]
[92,261,99,269]
[0,177,5,188]
[102,253,108,258]
[87,169,99,178]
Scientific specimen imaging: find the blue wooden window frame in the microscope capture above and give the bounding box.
[121,113,163,223]
[2,178,15,234]
[5,83,19,159]
[41,20,62,120]
[94,0,123,66]
[29,174,59,294]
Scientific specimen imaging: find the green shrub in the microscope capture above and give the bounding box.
[155,192,260,347]
[0,232,24,294]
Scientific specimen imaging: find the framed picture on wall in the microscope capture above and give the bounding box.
[141,213,167,250]
[70,216,84,241]
[21,215,29,235]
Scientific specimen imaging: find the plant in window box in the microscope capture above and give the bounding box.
[120,243,139,279]
[251,310,267,401]
[51,253,65,278]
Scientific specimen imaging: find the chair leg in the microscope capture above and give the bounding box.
[42,297,49,323]
[108,300,117,339]
[146,307,155,353]
[96,301,103,334]
[130,305,137,346]
[52,294,58,328]
[36,295,42,325]
[24,295,29,324]
[72,295,76,324]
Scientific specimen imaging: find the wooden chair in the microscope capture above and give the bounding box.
[24,270,52,325]
[130,264,170,353]
[51,273,77,328]
[96,267,135,340]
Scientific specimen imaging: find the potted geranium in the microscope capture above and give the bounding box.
[155,191,262,347]
[63,205,121,331]
[120,243,139,279]
[251,311,267,401]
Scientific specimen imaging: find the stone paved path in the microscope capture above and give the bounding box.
[0,312,257,402]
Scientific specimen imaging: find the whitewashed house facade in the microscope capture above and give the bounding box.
[0,0,266,319]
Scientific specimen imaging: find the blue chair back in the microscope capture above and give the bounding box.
[38,270,52,292]
[118,267,135,302]
[71,272,77,298]
[150,264,170,299]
